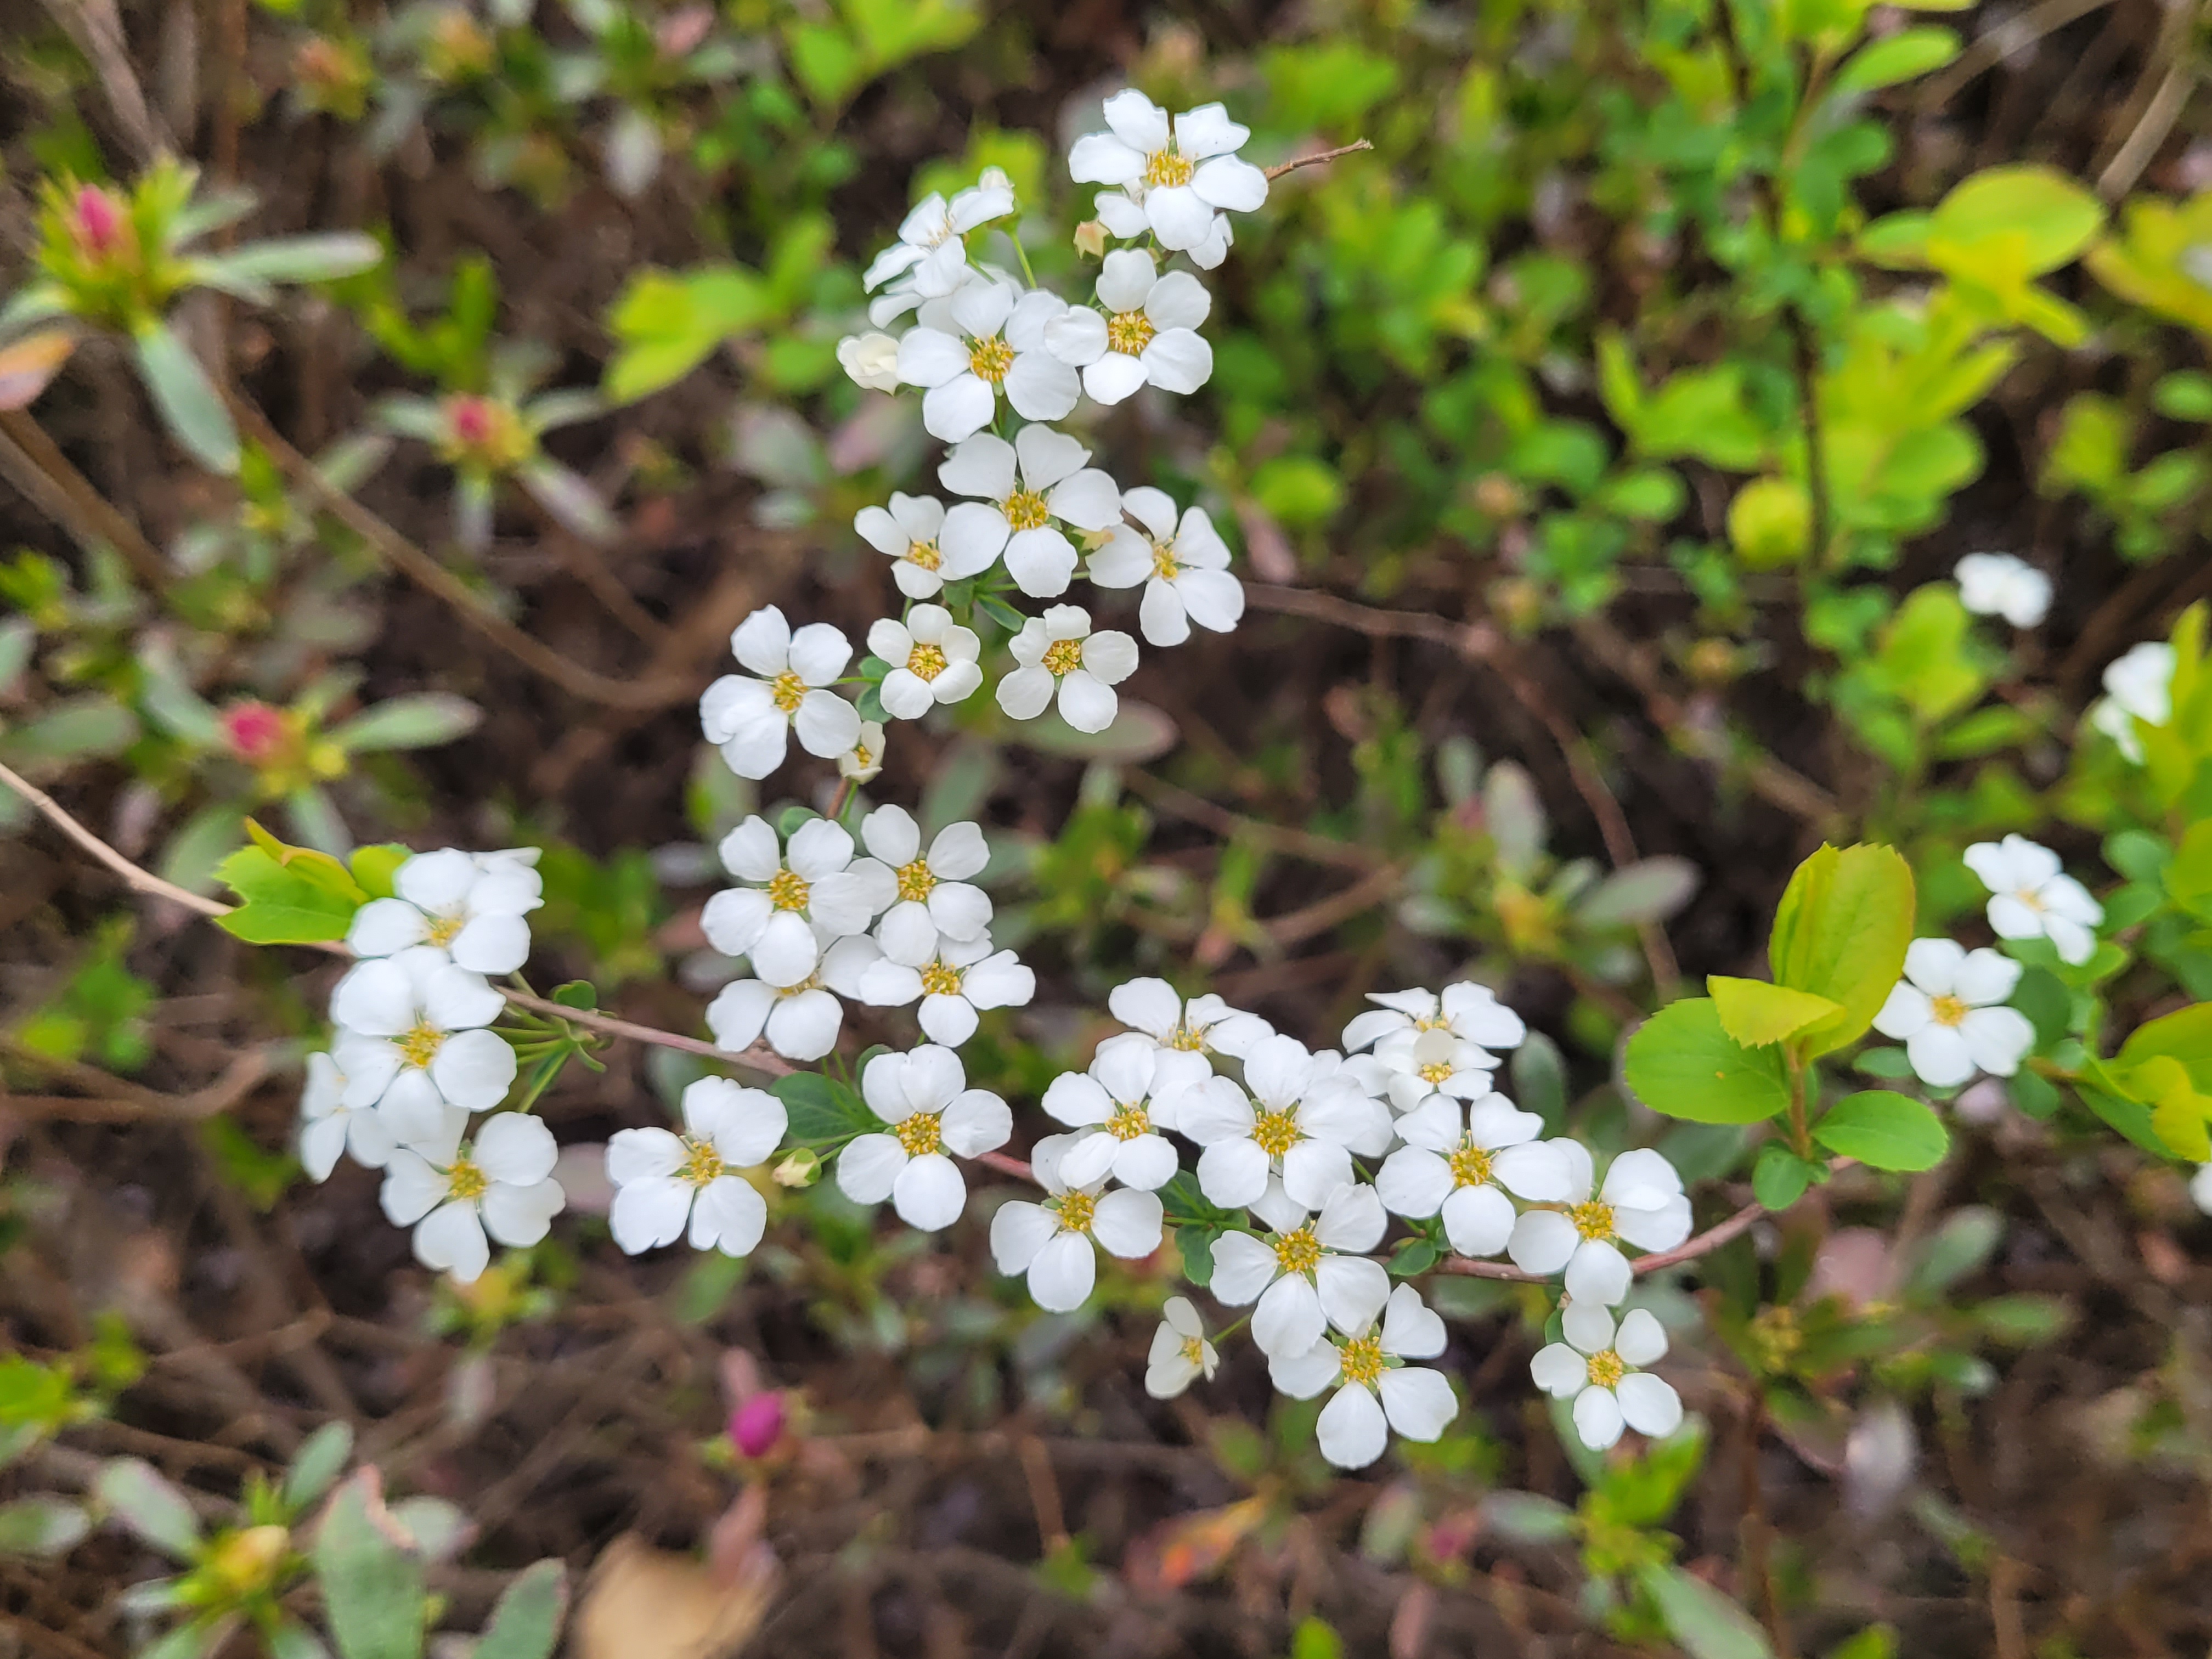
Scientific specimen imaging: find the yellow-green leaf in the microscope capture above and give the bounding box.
[1708,977,1844,1048]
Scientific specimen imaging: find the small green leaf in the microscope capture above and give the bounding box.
[1708,977,1843,1048]
[1727,476,1810,568]
[329,695,482,753]
[1637,1562,1776,1659]
[202,233,382,286]
[348,844,413,900]
[213,847,362,945]
[1813,1090,1950,1171]
[472,1560,567,1659]
[771,1070,873,1146]
[94,1459,202,1561]
[1623,998,1792,1123]
[1832,27,1960,95]
[132,319,240,474]
[0,1496,91,1557]
[1176,1224,1218,1287]
[1767,843,1917,1058]
[283,1421,354,1513]
[314,1474,427,1659]
[1752,1142,1819,1211]
[550,980,599,1011]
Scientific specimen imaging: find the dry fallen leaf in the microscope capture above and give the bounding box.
[573,1528,777,1659]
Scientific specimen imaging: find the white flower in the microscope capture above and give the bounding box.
[1177,1034,1387,1211]
[706,934,879,1061]
[895,279,1077,442]
[1041,1031,1207,1190]
[1344,984,1527,1065]
[1871,939,2035,1088]
[700,606,862,781]
[329,946,516,1146]
[2192,1164,2212,1216]
[861,178,1015,300]
[857,929,1034,1047]
[2090,641,2176,763]
[1042,249,1212,403]
[346,847,543,975]
[997,605,1138,733]
[699,816,893,989]
[298,1051,394,1181]
[855,492,1004,600]
[938,426,1122,598]
[1530,1303,1682,1451]
[839,720,886,783]
[867,605,985,720]
[1088,489,1245,647]
[837,331,901,391]
[1095,184,1233,269]
[835,1045,1011,1230]
[1209,1181,1390,1358]
[1375,1093,1572,1256]
[1107,976,1271,1058]
[1371,1025,1504,1117]
[1146,1296,1218,1399]
[1269,1284,1458,1470]
[858,805,992,966]
[1506,1146,1691,1306]
[1954,553,2050,628]
[1068,91,1268,252]
[1963,834,2104,966]
[379,1113,565,1284]
[606,1077,787,1257]
[989,1131,1165,1312]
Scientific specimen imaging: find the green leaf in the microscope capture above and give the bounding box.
[329,694,482,753]
[314,1475,427,1659]
[1577,858,1699,927]
[348,844,413,900]
[1932,165,2104,276]
[1813,1090,1950,1171]
[283,1421,354,1513]
[1623,998,1792,1123]
[771,1070,874,1146]
[1727,476,1810,568]
[1872,586,1986,723]
[603,265,771,403]
[0,1496,90,1557]
[1637,1562,1776,1659]
[1510,1030,1568,1130]
[1176,1224,1218,1286]
[203,233,382,285]
[1752,1142,1819,1211]
[213,847,362,944]
[132,319,240,474]
[1832,27,1959,95]
[0,694,139,769]
[94,1459,202,1561]
[1708,977,1843,1047]
[473,1560,567,1659]
[1767,843,1917,1058]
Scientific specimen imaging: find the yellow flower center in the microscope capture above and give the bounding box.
[850,741,874,771]
[1105,1102,1151,1141]
[1249,1107,1301,1158]
[396,1023,445,1069]
[775,973,821,999]
[678,1136,726,1187]
[1005,486,1051,531]
[425,913,464,947]
[1041,637,1085,677]
[895,1111,944,1157]
[906,642,948,681]
[1929,994,1969,1027]
[446,1157,488,1200]
[2014,886,2046,912]
[1105,309,1156,355]
[1149,541,1180,582]
[1054,1189,1097,1234]
[1168,1024,1204,1051]
[1179,1334,1206,1368]
[768,868,810,912]
[1144,146,1195,188]
[1418,1060,1454,1086]
[967,335,1015,384]
[1585,1349,1627,1389]
[1272,1223,1322,1277]
[1338,1331,1387,1389]
[770,670,806,714]
[1570,1199,1616,1242]
[919,960,964,997]
[905,540,943,571]
[1447,1142,1494,1189]
[895,859,937,902]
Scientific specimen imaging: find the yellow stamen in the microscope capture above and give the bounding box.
[1041,637,1085,677]
[1144,147,1194,188]
[678,1136,726,1187]
[906,642,948,681]
[1105,1103,1151,1142]
[446,1157,488,1201]
[1150,541,1180,582]
[1105,309,1156,356]
[770,670,806,714]
[1005,486,1051,531]
[905,540,943,571]
[1249,1107,1301,1158]
[1447,1143,1494,1189]
[968,336,1015,383]
[1418,1060,1454,1086]
[1178,1334,1206,1368]
[1054,1189,1097,1233]
[768,868,810,912]
[1929,994,1968,1026]
[919,961,964,997]
[425,913,464,947]
[396,1023,444,1069]
[896,859,937,903]
[1272,1223,1322,1276]
[1168,1024,1204,1052]
[1570,1199,1616,1242]
[896,1112,944,1157]
[1338,1331,1386,1388]
[1585,1349,1627,1389]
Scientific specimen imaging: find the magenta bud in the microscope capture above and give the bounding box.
[729,1391,785,1458]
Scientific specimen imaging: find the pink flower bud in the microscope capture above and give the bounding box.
[728,1391,785,1459]
[70,186,126,258]
[221,701,289,764]
[446,394,495,448]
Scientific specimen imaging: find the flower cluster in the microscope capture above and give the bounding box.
[298,848,564,1284]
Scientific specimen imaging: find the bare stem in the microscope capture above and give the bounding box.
[1265,139,1374,180]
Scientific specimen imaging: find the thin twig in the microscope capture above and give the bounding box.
[0,759,229,918]
[1437,1194,1770,1283]
[1264,139,1374,181]
[1125,769,1375,871]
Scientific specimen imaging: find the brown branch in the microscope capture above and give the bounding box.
[0,759,229,918]
[1265,139,1374,180]
[0,408,172,589]
[1125,769,1376,871]
[1436,1195,1769,1282]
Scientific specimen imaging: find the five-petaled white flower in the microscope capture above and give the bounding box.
[1872,939,2034,1088]
[606,1077,788,1257]
[2091,641,2176,763]
[1210,1181,1390,1358]
[1506,1146,1690,1306]
[1088,488,1245,648]
[1042,1031,1207,1191]
[835,1045,1012,1231]
[1042,249,1212,403]
[1178,1034,1385,1212]
[346,847,543,975]
[1146,1296,1218,1400]
[1371,1025,1505,1118]
[997,605,1138,733]
[379,1113,565,1284]
[1269,1284,1458,1470]
[701,607,862,781]
[330,946,516,1146]
[1954,552,2051,628]
[1531,1302,1682,1451]
[861,177,1015,302]
[859,805,992,967]
[868,605,985,720]
[1344,983,1527,1067]
[855,492,1004,600]
[1094,184,1232,269]
[1107,977,1271,1058]
[837,331,901,391]
[1963,834,2104,966]
[839,720,886,783]
[939,426,1122,599]
[700,816,892,989]
[298,1052,394,1181]
[858,930,1034,1047]
[989,1131,1165,1312]
[1068,91,1268,252]
[1376,1092,1572,1257]
[895,279,1076,442]
[706,935,879,1061]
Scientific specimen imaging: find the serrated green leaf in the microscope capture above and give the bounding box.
[1768,843,1916,1058]
[348,844,413,900]
[771,1070,873,1145]
[1623,998,1792,1123]
[1813,1090,1950,1171]
[1708,977,1843,1047]
[213,847,361,944]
